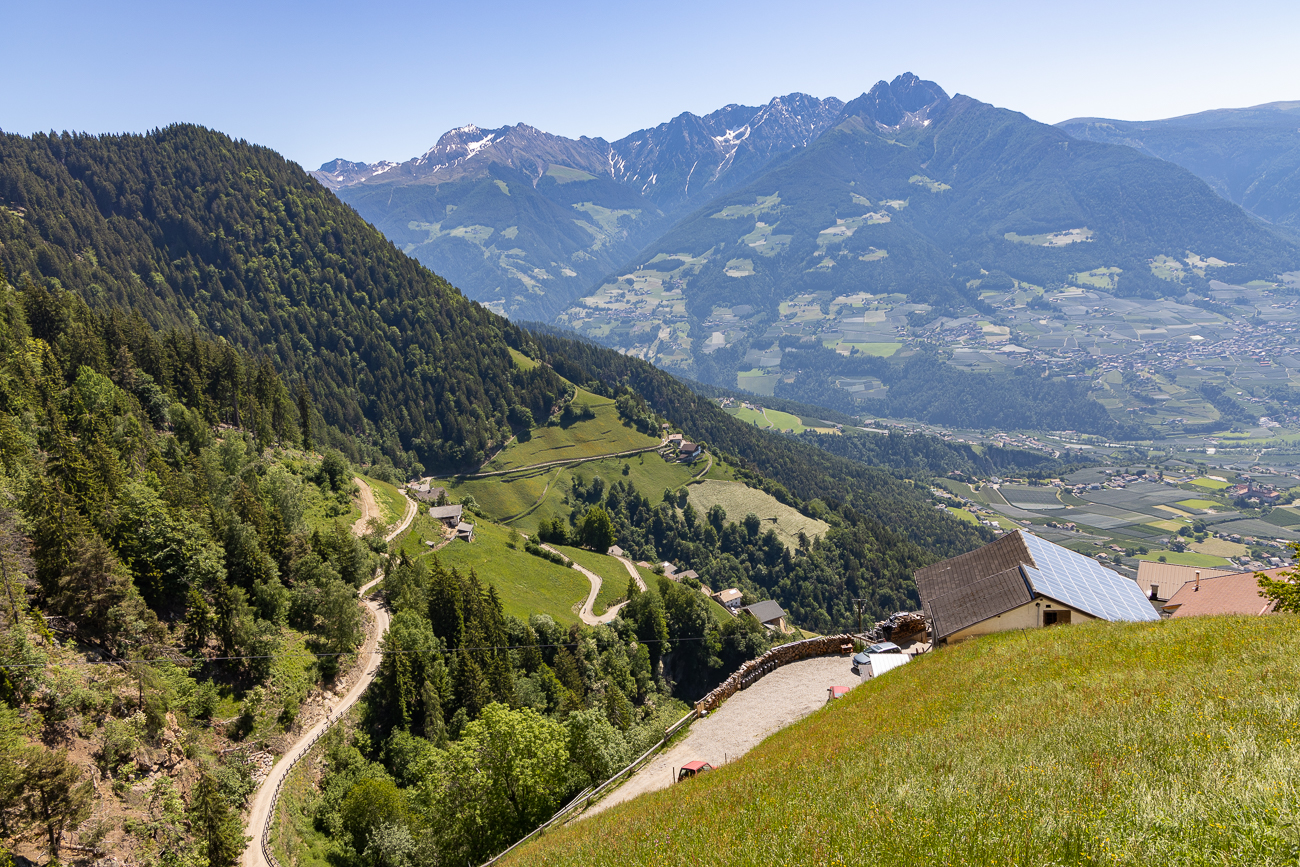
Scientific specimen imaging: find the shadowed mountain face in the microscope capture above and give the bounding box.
[554,80,1300,383]
[1059,102,1300,235]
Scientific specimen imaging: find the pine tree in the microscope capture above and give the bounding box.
[191,772,246,867]
[21,748,92,860]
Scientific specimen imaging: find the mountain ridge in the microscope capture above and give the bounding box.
[1057,99,1300,233]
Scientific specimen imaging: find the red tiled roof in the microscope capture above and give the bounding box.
[1166,568,1290,618]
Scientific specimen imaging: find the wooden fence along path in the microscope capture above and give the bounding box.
[694,634,855,714]
[259,710,337,867]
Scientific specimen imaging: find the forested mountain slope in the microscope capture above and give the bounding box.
[0,125,989,629]
[0,126,567,474]
[0,268,389,866]
[1060,100,1300,235]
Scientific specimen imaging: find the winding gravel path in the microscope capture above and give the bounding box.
[539,543,628,626]
[240,484,416,867]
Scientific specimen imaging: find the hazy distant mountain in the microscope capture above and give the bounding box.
[556,73,1300,377]
[1059,101,1300,234]
[315,75,1300,342]
[312,94,845,318]
[312,157,401,189]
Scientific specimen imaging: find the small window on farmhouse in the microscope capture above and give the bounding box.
[1043,610,1071,626]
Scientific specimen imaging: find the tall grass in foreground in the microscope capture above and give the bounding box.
[507,616,1300,866]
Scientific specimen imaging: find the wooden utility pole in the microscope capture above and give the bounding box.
[852,597,867,636]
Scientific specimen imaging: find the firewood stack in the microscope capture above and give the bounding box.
[885,611,927,641]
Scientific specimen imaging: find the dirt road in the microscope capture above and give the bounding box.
[241,485,415,867]
[580,655,858,818]
[351,476,381,536]
[240,575,390,867]
[613,555,647,592]
[540,543,627,626]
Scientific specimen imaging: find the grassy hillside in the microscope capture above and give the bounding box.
[686,480,830,551]
[482,388,663,472]
[449,452,723,534]
[397,514,589,626]
[508,616,1300,866]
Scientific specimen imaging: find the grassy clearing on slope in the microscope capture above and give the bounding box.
[508,347,539,371]
[400,516,588,626]
[482,389,661,472]
[451,455,700,534]
[509,616,1300,866]
[687,480,829,551]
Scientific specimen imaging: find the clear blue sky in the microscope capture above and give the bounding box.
[4,0,1298,170]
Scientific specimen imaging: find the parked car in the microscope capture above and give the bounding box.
[677,761,714,782]
[867,641,903,654]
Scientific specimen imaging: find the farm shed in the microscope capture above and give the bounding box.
[739,600,789,633]
[1163,567,1288,618]
[915,529,1159,644]
[428,504,463,527]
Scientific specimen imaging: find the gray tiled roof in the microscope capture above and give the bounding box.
[429,505,463,520]
[740,600,787,623]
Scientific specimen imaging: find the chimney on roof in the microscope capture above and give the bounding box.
[1194,570,1201,592]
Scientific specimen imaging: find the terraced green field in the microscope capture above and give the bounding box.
[450,454,704,534]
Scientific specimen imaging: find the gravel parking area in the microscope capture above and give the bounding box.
[581,654,859,817]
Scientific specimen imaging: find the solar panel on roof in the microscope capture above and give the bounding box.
[1019,531,1159,623]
